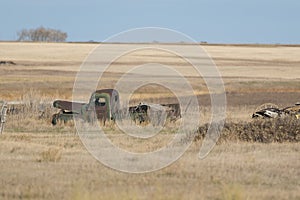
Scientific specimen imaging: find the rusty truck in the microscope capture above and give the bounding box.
[52,89,120,125]
[51,89,181,125]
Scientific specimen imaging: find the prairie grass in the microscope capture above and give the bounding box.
[221,184,246,200]
[0,130,299,199]
[5,89,75,134]
[1,42,300,101]
[38,147,63,162]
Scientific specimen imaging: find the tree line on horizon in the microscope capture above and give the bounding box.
[17,26,67,42]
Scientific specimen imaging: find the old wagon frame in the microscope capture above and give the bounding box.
[0,101,8,134]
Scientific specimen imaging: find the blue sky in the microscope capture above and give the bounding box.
[1,0,299,43]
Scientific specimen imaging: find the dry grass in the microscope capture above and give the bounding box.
[5,89,75,134]
[221,184,246,200]
[0,133,299,200]
[1,42,300,100]
[38,147,63,162]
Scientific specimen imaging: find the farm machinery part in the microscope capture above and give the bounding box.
[129,102,181,125]
[252,102,300,119]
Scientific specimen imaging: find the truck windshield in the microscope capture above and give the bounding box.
[95,98,106,106]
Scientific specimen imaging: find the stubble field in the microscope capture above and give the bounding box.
[0,42,299,199]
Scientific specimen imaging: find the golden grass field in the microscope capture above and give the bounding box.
[0,42,300,199]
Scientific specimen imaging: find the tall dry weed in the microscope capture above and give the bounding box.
[5,89,75,133]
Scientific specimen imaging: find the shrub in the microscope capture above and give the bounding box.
[195,117,300,143]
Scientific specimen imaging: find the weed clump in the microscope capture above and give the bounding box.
[196,117,300,143]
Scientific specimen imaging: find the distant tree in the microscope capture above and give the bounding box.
[17,26,67,42]
[17,29,31,41]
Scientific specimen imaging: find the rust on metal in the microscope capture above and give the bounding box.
[52,89,121,125]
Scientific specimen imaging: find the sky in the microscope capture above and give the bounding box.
[1,0,300,44]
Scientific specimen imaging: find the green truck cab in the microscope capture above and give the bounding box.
[52,89,120,125]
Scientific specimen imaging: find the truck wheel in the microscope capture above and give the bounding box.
[51,114,58,125]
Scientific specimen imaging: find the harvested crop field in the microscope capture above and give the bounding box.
[0,42,300,199]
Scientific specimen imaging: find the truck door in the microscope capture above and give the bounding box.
[94,93,111,122]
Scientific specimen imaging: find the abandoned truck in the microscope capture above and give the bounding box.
[252,102,300,119]
[52,89,181,125]
[52,89,120,125]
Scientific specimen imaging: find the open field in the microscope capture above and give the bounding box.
[0,42,300,199]
[1,42,300,114]
[1,132,299,200]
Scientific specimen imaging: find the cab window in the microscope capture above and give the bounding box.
[95,98,106,106]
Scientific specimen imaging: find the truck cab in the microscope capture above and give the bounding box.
[85,89,120,123]
[52,89,120,125]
